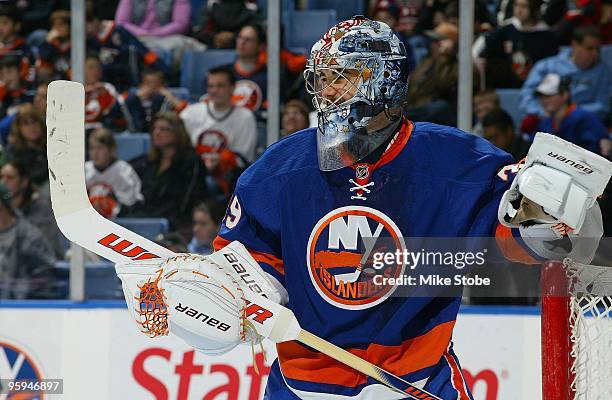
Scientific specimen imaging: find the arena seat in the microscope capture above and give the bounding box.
[114,133,150,161]
[282,9,337,50]
[180,50,236,98]
[305,0,363,22]
[114,218,169,241]
[53,261,122,300]
[602,44,612,70]
[496,88,523,129]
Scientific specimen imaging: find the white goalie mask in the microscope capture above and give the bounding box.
[304,16,409,171]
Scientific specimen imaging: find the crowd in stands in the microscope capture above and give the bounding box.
[0,0,609,300]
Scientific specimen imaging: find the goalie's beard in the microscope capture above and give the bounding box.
[319,107,403,170]
[344,111,403,166]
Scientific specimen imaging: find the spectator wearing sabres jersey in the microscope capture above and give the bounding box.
[188,17,603,400]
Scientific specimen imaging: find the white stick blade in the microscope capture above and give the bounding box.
[46,80,90,217]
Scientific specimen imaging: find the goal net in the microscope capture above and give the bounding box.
[541,258,612,400]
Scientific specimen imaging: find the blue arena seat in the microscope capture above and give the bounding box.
[282,10,338,50]
[602,44,612,70]
[496,88,523,129]
[54,261,122,300]
[180,50,236,98]
[168,87,191,101]
[305,0,363,22]
[191,0,207,25]
[114,218,169,241]
[114,133,150,161]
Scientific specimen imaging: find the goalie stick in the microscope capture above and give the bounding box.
[46,80,441,400]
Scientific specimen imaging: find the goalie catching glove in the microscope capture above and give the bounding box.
[498,132,611,263]
[115,241,287,355]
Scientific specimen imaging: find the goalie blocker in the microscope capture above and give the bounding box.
[498,132,610,263]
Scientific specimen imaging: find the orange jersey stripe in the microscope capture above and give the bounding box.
[495,224,539,264]
[213,235,285,275]
[444,350,471,399]
[277,320,455,386]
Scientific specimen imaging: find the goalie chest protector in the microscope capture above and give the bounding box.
[215,119,514,397]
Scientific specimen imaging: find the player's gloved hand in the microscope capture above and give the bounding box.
[498,132,611,263]
[115,241,287,355]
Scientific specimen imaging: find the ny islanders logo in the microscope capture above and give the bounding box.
[0,340,45,399]
[307,206,406,310]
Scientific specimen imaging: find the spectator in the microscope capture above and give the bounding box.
[220,23,276,119]
[0,182,56,300]
[188,202,224,255]
[115,0,205,68]
[181,65,257,163]
[0,56,33,118]
[84,55,124,132]
[534,73,609,155]
[554,0,611,45]
[472,0,559,88]
[4,105,48,189]
[37,10,71,81]
[472,89,501,136]
[520,25,611,121]
[481,108,531,161]
[192,0,260,48]
[123,68,188,132]
[85,128,144,218]
[281,99,310,137]
[129,112,209,237]
[370,0,417,71]
[404,22,461,126]
[0,81,47,145]
[155,231,188,252]
[86,10,172,91]
[0,5,34,84]
[0,160,64,258]
[12,0,70,39]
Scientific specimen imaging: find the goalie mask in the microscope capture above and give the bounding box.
[304,16,409,171]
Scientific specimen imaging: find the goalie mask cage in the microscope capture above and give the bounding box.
[541,259,612,400]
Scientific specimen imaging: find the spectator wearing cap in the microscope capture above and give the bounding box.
[472,0,559,88]
[534,73,609,156]
[520,25,611,121]
[482,108,532,161]
[404,22,462,126]
[0,181,56,299]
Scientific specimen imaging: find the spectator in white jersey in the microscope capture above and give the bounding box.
[85,128,143,218]
[180,65,257,163]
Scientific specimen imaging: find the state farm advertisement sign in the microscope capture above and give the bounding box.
[0,307,540,399]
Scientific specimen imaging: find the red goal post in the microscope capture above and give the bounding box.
[541,259,612,400]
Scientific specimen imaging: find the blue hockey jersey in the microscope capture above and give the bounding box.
[215,119,524,399]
